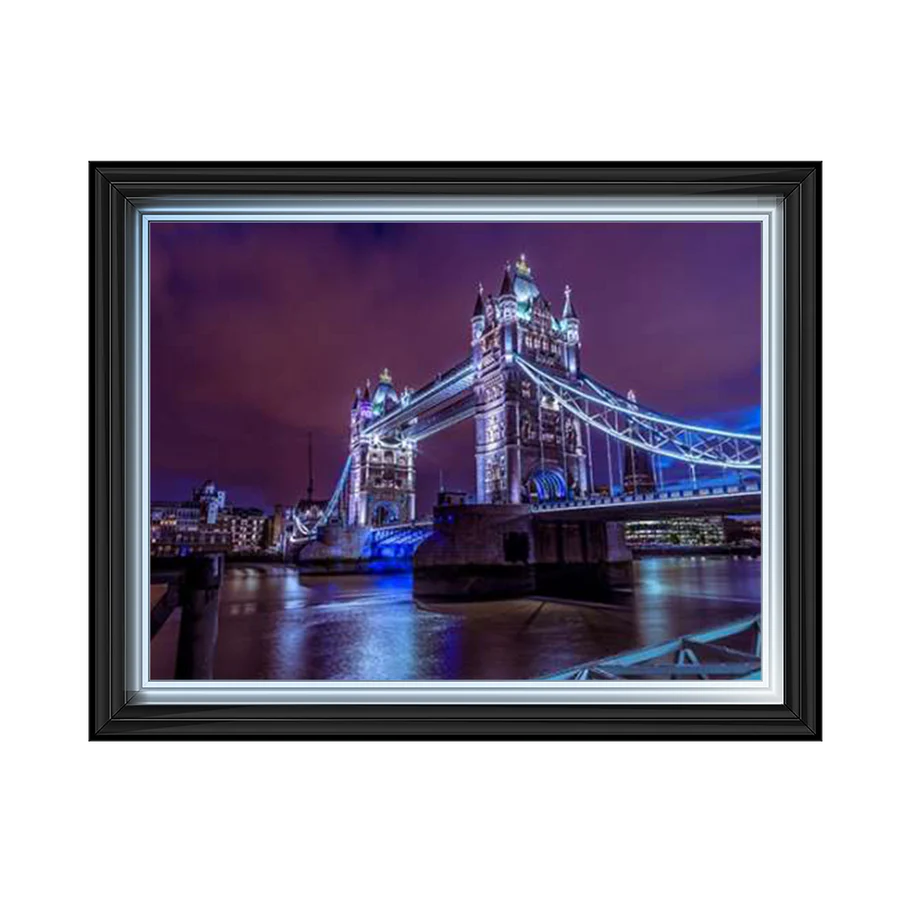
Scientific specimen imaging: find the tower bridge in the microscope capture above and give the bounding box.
[293,255,761,599]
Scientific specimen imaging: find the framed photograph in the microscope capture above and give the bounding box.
[90,162,820,739]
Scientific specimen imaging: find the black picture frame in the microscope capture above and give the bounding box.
[90,162,820,739]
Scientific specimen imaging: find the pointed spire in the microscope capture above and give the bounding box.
[307,431,314,503]
[352,386,361,409]
[562,284,577,319]
[362,378,371,402]
[472,282,485,318]
[500,262,512,296]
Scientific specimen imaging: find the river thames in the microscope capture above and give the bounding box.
[150,556,760,680]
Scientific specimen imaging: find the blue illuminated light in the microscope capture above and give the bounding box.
[529,469,567,500]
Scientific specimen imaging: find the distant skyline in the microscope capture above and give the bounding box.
[150,221,761,512]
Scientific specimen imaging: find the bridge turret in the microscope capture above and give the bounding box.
[471,282,486,333]
[359,379,373,422]
[497,263,518,362]
[471,283,486,369]
[472,282,485,321]
[560,284,581,377]
[499,261,513,297]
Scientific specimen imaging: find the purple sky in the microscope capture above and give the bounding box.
[150,221,761,512]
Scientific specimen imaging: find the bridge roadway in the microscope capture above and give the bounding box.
[366,486,760,548]
[530,485,761,521]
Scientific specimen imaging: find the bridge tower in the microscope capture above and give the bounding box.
[347,369,417,527]
[473,256,588,504]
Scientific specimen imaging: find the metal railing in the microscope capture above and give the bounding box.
[543,616,761,681]
[530,483,761,513]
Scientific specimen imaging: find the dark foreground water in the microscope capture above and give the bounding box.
[151,557,761,680]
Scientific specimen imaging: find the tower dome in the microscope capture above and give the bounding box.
[500,254,543,321]
[371,367,400,416]
[511,254,541,304]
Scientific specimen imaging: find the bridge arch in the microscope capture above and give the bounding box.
[525,468,567,502]
[371,501,401,527]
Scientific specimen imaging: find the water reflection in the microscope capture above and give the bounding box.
[151,558,761,680]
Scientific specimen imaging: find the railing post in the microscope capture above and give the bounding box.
[174,553,224,680]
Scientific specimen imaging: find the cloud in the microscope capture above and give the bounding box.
[151,221,762,509]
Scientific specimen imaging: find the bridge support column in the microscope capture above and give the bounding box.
[414,504,535,600]
[605,522,634,586]
[174,553,224,680]
[531,519,632,600]
[295,524,371,573]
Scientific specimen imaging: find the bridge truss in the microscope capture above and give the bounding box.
[361,360,476,441]
[294,352,761,539]
[515,356,761,471]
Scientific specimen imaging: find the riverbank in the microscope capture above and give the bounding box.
[631,545,760,558]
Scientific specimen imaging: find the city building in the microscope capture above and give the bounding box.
[267,504,285,549]
[150,498,231,557]
[724,516,762,545]
[150,500,201,535]
[193,479,227,522]
[625,516,726,547]
[151,480,269,556]
[220,507,267,553]
[150,479,232,554]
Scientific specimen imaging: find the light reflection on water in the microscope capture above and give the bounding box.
[151,558,761,681]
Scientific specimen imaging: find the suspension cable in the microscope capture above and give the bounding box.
[518,355,760,442]
[514,357,760,470]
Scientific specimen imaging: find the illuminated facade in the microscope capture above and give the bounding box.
[193,479,227,523]
[625,516,726,547]
[723,516,761,545]
[268,504,285,549]
[347,368,416,527]
[473,256,588,503]
[220,507,267,552]
[151,480,230,554]
[151,481,266,555]
[150,499,230,556]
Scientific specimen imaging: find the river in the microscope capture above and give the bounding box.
[150,557,761,680]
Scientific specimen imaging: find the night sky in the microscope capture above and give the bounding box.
[150,222,761,512]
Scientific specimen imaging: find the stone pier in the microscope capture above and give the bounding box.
[412,504,633,601]
[295,523,370,573]
[531,518,633,599]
